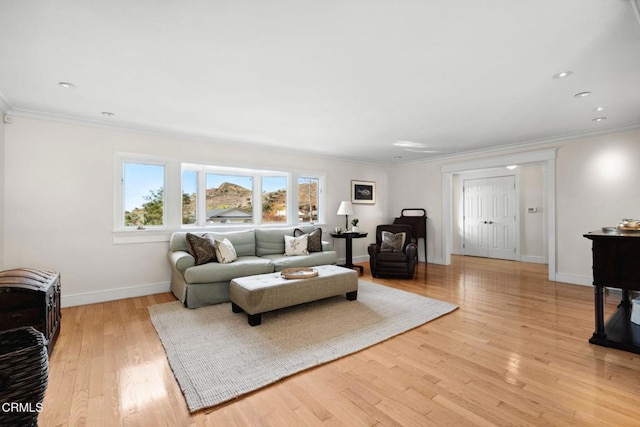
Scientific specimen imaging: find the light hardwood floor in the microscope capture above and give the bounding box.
[40,256,640,426]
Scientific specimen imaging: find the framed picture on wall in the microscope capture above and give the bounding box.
[351,180,376,204]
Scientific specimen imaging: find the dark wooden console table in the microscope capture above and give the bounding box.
[584,230,640,354]
[330,232,368,274]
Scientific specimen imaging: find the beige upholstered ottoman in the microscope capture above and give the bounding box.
[230,264,358,326]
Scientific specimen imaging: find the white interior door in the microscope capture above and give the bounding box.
[463,176,517,260]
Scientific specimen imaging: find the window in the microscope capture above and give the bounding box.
[116,153,324,237]
[206,174,253,224]
[182,170,198,225]
[262,176,287,223]
[123,162,165,227]
[298,176,319,222]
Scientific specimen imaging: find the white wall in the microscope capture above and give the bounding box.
[389,128,640,285]
[2,116,388,306]
[520,163,545,263]
[555,130,640,284]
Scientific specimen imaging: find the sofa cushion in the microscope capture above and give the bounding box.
[208,230,256,257]
[184,256,274,284]
[284,234,309,256]
[255,228,293,256]
[185,233,216,265]
[294,227,322,252]
[213,238,237,264]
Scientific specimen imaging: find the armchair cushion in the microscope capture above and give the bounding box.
[381,231,406,252]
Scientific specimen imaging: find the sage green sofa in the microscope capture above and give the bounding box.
[168,226,337,308]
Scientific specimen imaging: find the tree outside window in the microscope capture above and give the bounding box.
[262,176,287,223]
[298,177,319,222]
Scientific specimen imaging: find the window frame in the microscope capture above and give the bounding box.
[115,153,171,231]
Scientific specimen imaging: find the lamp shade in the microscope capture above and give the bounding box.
[336,201,355,216]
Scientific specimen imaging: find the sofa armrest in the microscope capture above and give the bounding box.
[168,250,195,273]
[321,240,334,251]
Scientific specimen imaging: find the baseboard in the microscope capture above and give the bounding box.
[351,255,369,264]
[520,255,547,264]
[554,273,592,287]
[349,255,444,266]
[61,281,171,308]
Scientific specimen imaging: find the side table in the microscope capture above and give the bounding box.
[330,232,368,274]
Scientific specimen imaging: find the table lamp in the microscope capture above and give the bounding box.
[336,201,355,232]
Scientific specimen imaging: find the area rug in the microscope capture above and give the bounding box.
[148,280,457,412]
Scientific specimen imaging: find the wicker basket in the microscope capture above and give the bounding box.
[281,267,319,279]
[0,327,49,426]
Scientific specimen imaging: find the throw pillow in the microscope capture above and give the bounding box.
[284,234,309,256]
[213,238,237,264]
[185,233,216,265]
[294,228,323,252]
[380,231,406,252]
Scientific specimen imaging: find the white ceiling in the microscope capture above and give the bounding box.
[1,0,640,165]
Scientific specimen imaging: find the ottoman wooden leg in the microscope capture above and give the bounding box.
[346,291,357,301]
[248,313,262,326]
[232,302,243,313]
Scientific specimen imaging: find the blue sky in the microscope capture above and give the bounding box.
[125,165,287,211]
[124,163,164,211]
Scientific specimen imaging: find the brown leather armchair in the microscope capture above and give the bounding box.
[368,224,418,279]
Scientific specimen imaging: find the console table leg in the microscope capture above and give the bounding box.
[590,285,607,343]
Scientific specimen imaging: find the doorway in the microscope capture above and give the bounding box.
[463,175,517,260]
[441,148,556,281]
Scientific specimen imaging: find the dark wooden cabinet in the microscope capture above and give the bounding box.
[0,268,61,354]
[584,231,640,354]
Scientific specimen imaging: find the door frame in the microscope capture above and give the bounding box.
[442,148,557,282]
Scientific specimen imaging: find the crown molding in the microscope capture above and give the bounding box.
[393,121,640,168]
[6,108,391,167]
[7,108,640,169]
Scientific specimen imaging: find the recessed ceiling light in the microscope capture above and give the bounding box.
[574,91,592,98]
[593,106,608,112]
[101,111,115,117]
[552,71,573,79]
[58,82,75,89]
[506,165,518,170]
[592,117,607,122]
[394,141,425,148]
